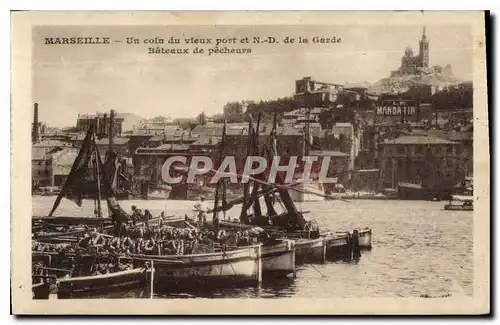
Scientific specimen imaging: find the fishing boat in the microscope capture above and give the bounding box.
[57,267,149,299]
[32,277,52,299]
[208,120,296,278]
[33,111,134,231]
[130,245,262,288]
[208,114,365,263]
[444,186,473,211]
[33,120,134,237]
[323,231,351,257]
[357,227,373,249]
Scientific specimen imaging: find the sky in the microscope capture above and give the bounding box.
[32,25,473,127]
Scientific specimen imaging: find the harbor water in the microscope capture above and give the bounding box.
[32,197,473,298]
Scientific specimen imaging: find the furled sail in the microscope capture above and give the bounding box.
[48,125,97,216]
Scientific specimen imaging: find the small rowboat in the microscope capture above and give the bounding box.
[56,267,148,299]
[323,231,351,257]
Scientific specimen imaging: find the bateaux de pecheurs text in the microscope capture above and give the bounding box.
[45,37,111,45]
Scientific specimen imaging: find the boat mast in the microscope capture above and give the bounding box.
[213,120,227,223]
[93,120,102,218]
[109,109,118,190]
[250,113,263,218]
[240,117,254,224]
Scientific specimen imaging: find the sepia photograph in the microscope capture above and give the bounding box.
[10,11,489,314]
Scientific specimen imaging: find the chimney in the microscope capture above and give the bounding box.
[33,103,40,144]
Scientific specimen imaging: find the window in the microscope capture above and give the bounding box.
[414,146,423,155]
[446,146,453,155]
[397,146,406,155]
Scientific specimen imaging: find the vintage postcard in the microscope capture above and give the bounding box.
[11,11,489,314]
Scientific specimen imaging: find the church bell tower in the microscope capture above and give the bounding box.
[419,26,429,68]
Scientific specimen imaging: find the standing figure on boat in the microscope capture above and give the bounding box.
[130,205,144,225]
[143,209,153,227]
[193,196,208,223]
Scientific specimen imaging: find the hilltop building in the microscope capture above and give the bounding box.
[391,27,430,76]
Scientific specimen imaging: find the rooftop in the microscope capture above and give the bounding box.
[309,150,349,157]
[191,136,221,146]
[51,148,81,166]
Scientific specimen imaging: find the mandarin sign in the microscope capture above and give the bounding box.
[376,100,418,116]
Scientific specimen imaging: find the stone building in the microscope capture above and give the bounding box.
[76,112,142,136]
[378,134,467,189]
[32,147,53,188]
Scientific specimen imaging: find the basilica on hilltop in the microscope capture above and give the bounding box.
[391,27,430,76]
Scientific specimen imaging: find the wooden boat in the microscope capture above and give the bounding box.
[33,120,132,233]
[323,231,351,257]
[357,228,372,249]
[445,186,473,211]
[294,237,326,264]
[32,282,51,299]
[56,267,148,299]
[32,276,53,299]
[259,239,295,277]
[130,245,262,288]
[33,216,114,227]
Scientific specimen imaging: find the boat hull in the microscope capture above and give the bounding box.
[131,245,262,288]
[398,185,453,201]
[358,228,372,249]
[444,204,473,211]
[323,232,351,258]
[33,216,113,226]
[32,281,51,299]
[294,237,326,264]
[56,268,147,299]
[260,240,295,277]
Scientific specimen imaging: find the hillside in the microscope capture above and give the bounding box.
[368,65,461,95]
